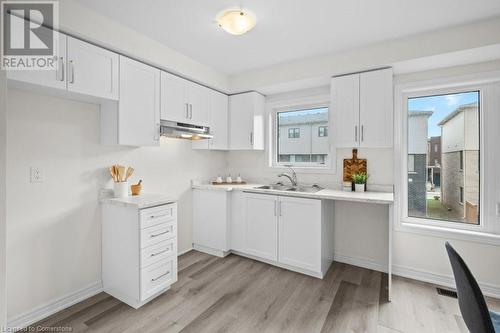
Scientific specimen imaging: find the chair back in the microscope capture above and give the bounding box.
[445,242,495,333]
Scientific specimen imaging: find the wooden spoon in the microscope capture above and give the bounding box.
[125,167,134,181]
[117,166,126,182]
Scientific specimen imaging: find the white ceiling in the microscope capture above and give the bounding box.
[75,0,500,75]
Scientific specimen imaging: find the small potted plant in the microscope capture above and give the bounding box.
[352,172,368,192]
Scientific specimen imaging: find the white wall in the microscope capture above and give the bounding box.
[408,114,430,154]
[5,89,227,320]
[0,68,8,327]
[442,112,465,153]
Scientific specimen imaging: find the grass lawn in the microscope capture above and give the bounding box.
[426,198,463,221]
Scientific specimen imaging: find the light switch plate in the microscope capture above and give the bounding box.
[30,167,44,183]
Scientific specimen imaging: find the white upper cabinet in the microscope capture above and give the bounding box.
[160,72,188,123]
[66,37,119,100]
[192,90,229,150]
[332,68,393,148]
[359,69,393,148]
[101,56,160,146]
[7,29,67,91]
[160,72,209,126]
[229,92,265,150]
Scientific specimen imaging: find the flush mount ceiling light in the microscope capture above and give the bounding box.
[216,9,256,35]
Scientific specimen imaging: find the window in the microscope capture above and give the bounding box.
[276,107,330,167]
[407,91,480,225]
[288,128,300,138]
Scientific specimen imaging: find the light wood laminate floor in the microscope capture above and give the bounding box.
[30,250,500,332]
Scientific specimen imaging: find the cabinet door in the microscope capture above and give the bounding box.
[192,90,228,150]
[118,56,160,146]
[187,82,210,126]
[229,93,253,150]
[359,68,393,148]
[66,37,119,100]
[7,27,67,90]
[193,189,229,251]
[160,71,189,123]
[278,197,321,272]
[331,74,360,148]
[244,193,278,261]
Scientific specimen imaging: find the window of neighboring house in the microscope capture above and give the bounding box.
[407,91,480,225]
[276,106,331,167]
[408,154,415,172]
[288,128,300,139]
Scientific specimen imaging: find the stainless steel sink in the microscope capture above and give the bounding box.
[255,184,322,193]
[286,185,322,193]
[256,184,293,191]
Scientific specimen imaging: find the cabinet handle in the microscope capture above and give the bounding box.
[69,60,75,84]
[149,212,169,219]
[185,103,189,119]
[361,125,364,142]
[274,201,277,216]
[189,104,193,119]
[355,125,358,142]
[151,271,170,282]
[278,201,282,217]
[250,132,253,145]
[150,248,170,257]
[150,230,170,238]
[56,57,64,81]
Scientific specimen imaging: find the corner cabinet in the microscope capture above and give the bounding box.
[101,56,161,146]
[332,68,393,148]
[192,90,229,150]
[229,92,265,150]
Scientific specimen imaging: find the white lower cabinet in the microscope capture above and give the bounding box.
[193,189,334,278]
[102,202,177,308]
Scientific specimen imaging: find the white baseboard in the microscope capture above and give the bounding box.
[7,281,103,331]
[177,247,193,256]
[334,252,500,299]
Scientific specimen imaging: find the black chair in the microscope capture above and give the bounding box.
[445,242,500,333]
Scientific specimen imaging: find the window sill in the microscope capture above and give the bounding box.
[398,221,500,246]
[268,165,337,175]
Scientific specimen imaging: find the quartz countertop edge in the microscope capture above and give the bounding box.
[100,193,177,209]
[192,184,393,204]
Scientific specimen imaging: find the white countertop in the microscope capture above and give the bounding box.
[192,183,393,204]
[100,193,177,209]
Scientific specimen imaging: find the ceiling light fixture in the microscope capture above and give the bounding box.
[216,9,256,35]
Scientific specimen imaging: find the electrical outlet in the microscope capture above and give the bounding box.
[30,167,44,183]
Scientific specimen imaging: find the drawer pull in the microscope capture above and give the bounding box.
[150,248,170,257]
[150,230,170,238]
[151,271,170,282]
[149,213,169,219]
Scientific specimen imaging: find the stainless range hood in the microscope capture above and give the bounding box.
[160,120,213,140]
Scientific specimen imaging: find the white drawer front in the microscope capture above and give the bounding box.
[140,222,176,248]
[141,239,177,268]
[140,204,176,229]
[141,258,177,301]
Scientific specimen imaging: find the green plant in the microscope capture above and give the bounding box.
[352,172,368,184]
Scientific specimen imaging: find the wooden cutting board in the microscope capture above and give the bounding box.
[343,149,367,182]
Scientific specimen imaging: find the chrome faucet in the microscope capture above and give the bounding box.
[278,165,298,187]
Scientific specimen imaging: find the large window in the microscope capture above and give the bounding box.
[407,91,480,225]
[276,107,329,167]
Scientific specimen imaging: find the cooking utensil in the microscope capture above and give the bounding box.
[125,167,134,181]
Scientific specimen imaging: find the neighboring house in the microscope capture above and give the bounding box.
[427,136,441,187]
[438,102,479,223]
[408,111,433,216]
[278,111,329,163]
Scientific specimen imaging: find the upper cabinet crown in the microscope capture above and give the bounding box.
[229,92,265,150]
[160,72,210,126]
[331,68,393,148]
[7,31,119,101]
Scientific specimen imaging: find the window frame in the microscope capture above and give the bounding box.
[288,127,300,139]
[399,84,485,233]
[270,102,334,170]
[318,126,328,137]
